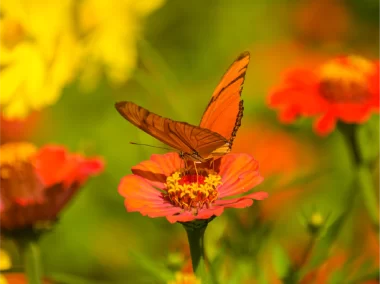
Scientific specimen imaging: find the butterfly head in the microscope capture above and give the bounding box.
[180,151,208,163]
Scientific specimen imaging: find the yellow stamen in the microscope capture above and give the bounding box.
[165,170,222,212]
[0,142,37,167]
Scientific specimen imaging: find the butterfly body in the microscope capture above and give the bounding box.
[115,51,250,161]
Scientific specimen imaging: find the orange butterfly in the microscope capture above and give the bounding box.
[115,51,250,162]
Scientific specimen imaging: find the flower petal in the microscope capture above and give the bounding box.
[217,153,264,198]
[131,152,182,189]
[215,191,269,209]
[269,56,380,136]
[278,105,300,123]
[119,175,162,201]
[33,145,68,186]
[118,174,184,218]
[77,157,105,183]
[33,145,104,188]
[333,103,372,123]
[314,111,337,136]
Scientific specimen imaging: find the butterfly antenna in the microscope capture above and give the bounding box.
[129,142,172,151]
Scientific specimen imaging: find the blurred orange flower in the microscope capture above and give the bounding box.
[293,0,350,44]
[118,153,267,223]
[299,248,378,284]
[268,55,380,135]
[232,120,319,222]
[300,251,347,284]
[0,142,104,231]
[0,273,52,284]
[233,121,317,180]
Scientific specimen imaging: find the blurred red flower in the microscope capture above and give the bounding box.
[0,142,104,231]
[268,55,379,135]
[118,153,267,223]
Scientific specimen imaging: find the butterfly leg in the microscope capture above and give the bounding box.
[211,158,215,172]
[193,161,199,183]
[183,158,188,173]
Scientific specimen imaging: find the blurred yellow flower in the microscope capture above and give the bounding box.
[0,0,81,119]
[0,249,11,271]
[77,0,165,89]
[0,0,165,118]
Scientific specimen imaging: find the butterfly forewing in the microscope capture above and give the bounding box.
[200,51,250,146]
[115,101,228,160]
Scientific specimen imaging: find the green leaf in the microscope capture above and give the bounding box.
[48,273,106,284]
[228,261,250,284]
[129,250,173,282]
[257,266,268,284]
[209,246,226,284]
[271,242,292,279]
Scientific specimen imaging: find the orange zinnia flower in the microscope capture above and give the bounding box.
[0,142,104,231]
[118,153,266,223]
[268,55,379,135]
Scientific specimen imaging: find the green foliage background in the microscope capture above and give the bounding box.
[3,0,379,283]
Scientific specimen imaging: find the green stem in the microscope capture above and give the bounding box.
[357,166,380,230]
[184,224,208,280]
[285,234,317,283]
[299,234,317,267]
[338,123,379,230]
[22,238,42,284]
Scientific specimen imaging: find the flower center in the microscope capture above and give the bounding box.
[0,142,37,179]
[164,170,222,211]
[318,56,374,104]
